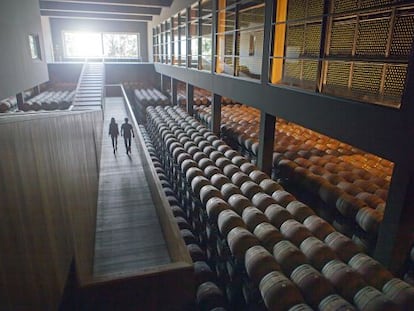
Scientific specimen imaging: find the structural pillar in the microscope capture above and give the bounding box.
[186,83,194,116]
[257,112,276,176]
[160,73,164,92]
[211,93,222,135]
[171,78,178,106]
[374,39,414,273]
[16,93,24,111]
[34,85,41,95]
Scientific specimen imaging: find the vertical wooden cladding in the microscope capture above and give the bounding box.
[0,111,102,310]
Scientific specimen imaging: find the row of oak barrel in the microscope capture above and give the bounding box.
[193,104,391,254]
[1,90,75,113]
[20,90,76,111]
[140,124,227,311]
[0,97,17,113]
[191,102,392,181]
[172,90,413,282]
[144,105,414,311]
[132,88,169,122]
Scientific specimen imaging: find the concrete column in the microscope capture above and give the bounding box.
[171,78,178,106]
[211,93,222,135]
[16,93,24,111]
[257,111,276,176]
[186,83,194,116]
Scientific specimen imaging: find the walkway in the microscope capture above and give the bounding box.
[93,97,170,278]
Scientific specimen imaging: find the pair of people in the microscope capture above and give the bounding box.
[109,117,135,154]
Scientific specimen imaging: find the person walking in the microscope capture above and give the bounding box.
[108,117,119,154]
[121,117,135,154]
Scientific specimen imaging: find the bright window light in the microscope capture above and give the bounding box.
[63,32,103,58]
[63,31,140,59]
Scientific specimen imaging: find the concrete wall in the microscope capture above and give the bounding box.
[49,18,149,62]
[48,62,83,84]
[41,16,54,63]
[0,0,49,100]
[104,63,157,85]
[0,110,102,310]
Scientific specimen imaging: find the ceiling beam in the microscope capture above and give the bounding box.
[39,1,162,15]
[40,0,172,6]
[41,10,152,21]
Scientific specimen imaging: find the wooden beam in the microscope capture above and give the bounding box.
[257,112,276,176]
[40,10,152,21]
[39,1,162,15]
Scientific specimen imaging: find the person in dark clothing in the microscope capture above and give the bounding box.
[121,117,135,154]
[108,117,119,154]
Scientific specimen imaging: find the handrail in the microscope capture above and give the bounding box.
[120,84,192,265]
[71,62,87,110]
[101,63,105,119]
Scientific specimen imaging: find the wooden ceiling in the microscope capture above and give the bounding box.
[39,0,173,22]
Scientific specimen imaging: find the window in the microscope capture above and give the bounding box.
[63,31,140,59]
[103,33,139,58]
[28,34,41,60]
[216,0,265,80]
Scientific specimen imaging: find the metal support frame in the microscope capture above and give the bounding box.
[257,111,276,176]
[261,0,275,84]
[211,93,221,135]
[186,83,194,116]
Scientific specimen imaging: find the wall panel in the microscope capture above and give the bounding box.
[0,111,102,310]
[0,0,49,100]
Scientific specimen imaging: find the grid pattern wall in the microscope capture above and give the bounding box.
[152,0,413,108]
[215,0,265,80]
[270,0,413,108]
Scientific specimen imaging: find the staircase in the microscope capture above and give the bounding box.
[72,63,105,111]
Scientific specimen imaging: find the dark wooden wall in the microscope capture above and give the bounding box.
[104,63,157,85]
[0,110,102,310]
